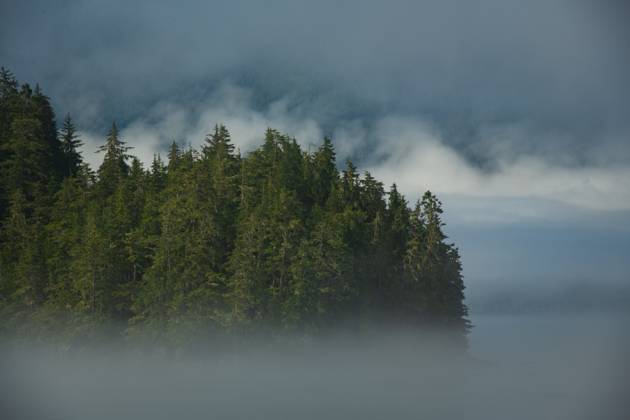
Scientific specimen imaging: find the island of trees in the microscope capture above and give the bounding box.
[0,67,469,349]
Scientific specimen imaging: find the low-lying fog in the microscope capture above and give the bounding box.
[1,310,628,420]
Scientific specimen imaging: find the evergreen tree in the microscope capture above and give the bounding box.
[59,114,84,176]
[285,214,352,332]
[0,68,19,211]
[166,140,183,172]
[44,169,91,315]
[0,67,472,346]
[131,155,226,346]
[69,207,109,319]
[229,129,307,329]
[0,67,18,100]
[0,117,49,205]
[401,192,469,332]
[200,125,240,270]
[32,85,64,182]
[314,138,338,196]
[97,122,131,197]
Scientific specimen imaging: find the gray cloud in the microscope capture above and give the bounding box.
[2,0,630,164]
[75,87,630,217]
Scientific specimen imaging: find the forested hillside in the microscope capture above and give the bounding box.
[0,68,469,347]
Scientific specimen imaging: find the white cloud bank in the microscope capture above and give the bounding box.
[78,85,630,224]
[367,117,630,212]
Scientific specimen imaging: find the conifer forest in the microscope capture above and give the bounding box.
[4,1,630,418]
[0,68,469,348]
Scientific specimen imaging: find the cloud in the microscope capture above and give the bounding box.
[3,0,630,167]
[5,1,630,223]
[77,87,630,227]
[78,83,326,168]
[367,117,630,213]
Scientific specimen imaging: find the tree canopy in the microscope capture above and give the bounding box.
[0,68,469,349]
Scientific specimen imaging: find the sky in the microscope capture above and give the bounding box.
[1,0,629,312]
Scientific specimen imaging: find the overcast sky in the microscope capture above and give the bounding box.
[2,0,629,310]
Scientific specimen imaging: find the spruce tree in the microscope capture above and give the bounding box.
[200,125,240,270]
[131,154,226,345]
[0,71,472,347]
[0,117,49,204]
[59,114,84,176]
[310,137,338,207]
[97,122,131,197]
[45,169,91,317]
[0,191,49,332]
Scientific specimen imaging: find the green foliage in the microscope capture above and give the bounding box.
[96,122,131,197]
[0,68,470,347]
[59,114,84,176]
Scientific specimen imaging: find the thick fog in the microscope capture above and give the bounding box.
[2,310,629,420]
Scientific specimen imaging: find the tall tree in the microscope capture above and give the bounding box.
[131,156,226,346]
[59,114,84,176]
[200,124,240,270]
[0,71,472,347]
[97,122,131,197]
[0,117,49,205]
[308,136,338,208]
[0,191,49,330]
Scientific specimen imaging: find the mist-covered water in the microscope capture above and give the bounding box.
[1,311,628,420]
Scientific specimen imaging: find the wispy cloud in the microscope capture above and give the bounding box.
[368,117,630,212]
[78,86,630,227]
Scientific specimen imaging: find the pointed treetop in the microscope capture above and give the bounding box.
[420,190,446,242]
[96,121,133,187]
[98,121,131,156]
[342,159,359,184]
[59,113,84,176]
[0,67,18,97]
[203,124,234,160]
[167,140,181,167]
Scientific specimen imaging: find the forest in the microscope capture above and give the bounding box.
[0,67,469,348]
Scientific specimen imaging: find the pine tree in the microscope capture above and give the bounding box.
[420,191,469,332]
[0,67,18,100]
[126,155,165,309]
[130,156,226,345]
[32,85,64,182]
[286,214,352,332]
[400,192,469,334]
[0,117,49,204]
[59,114,84,176]
[97,122,131,197]
[200,125,240,270]
[382,184,410,313]
[307,136,338,208]
[44,169,91,317]
[69,207,109,319]
[166,141,182,172]
[0,73,472,348]
[202,124,235,161]
[341,159,361,209]
[0,191,49,329]
[229,130,306,330]
[402,200,429,320]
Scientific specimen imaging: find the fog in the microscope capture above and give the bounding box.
[2,1,630,417]
[2,311,628,420]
